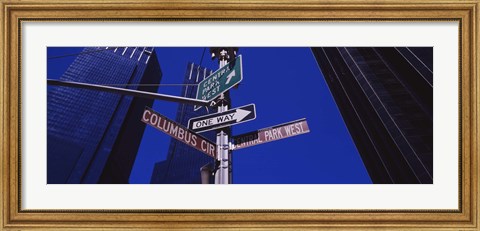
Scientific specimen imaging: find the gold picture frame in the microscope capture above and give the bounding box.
[1,0,478,229]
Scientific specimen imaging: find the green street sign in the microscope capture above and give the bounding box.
[196,55,243,102]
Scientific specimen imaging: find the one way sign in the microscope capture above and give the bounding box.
[188,104,256,133]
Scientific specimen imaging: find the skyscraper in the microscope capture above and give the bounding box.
[47,47,162,184]
[311,47,433,184]
[150,62,230,184]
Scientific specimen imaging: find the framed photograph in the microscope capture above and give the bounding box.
[1,0,478,230]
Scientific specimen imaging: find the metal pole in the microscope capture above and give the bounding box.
[215,57,229,184]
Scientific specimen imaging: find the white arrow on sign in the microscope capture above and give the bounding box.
[225,70,235,85]
[192,108,251,129]
[234,108,250,121]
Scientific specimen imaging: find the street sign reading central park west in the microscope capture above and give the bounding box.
[232,118,310,150]
[196,55,243,102]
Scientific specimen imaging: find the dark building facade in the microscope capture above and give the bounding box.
[311,47,433,184]
[47,47,162,184]
[150,62,230,184]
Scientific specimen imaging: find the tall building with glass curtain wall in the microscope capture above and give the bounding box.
[150,62,230,184]
[311,47,433,184]
[47,47,162,184]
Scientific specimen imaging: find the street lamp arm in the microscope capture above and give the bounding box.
[47,79,210,106]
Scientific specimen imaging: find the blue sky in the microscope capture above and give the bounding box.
[47,47,372,184]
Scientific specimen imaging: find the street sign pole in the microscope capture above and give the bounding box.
[213,48,236,184]
[216,57,229,184]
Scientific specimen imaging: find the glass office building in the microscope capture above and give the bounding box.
[311,47,433,183]
[150,62,230,184]
[47,47,162,183]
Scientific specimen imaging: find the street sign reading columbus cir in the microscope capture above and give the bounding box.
[141,107,217,158]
